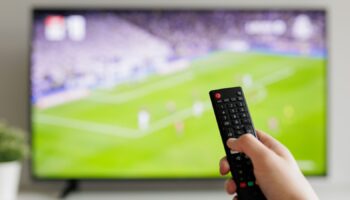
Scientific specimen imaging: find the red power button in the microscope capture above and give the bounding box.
[240,182,247,188]
[214,92,221,99]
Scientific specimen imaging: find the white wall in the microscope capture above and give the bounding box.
[0,0,350,189]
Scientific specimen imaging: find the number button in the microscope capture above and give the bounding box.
[229,109,236,114]
[236,102,244,107]
[227,103,234,108]
[235,154,242,161]
[236,130,244,136]
[240,113,247,118]
[244,126,254,134]
[233,119,240,125]
[223,121,231,126]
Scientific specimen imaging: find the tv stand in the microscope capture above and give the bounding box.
[59,180,79,199]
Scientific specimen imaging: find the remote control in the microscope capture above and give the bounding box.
[209,87,266,200]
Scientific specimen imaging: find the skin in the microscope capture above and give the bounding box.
[219,130,319,200]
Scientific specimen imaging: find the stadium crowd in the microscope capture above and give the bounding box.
[32,11,326,104]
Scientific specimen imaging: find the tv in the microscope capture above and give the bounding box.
[30,8,327,179]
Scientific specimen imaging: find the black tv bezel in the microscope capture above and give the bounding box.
[29,7,328,181]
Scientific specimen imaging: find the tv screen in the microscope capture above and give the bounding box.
[31,9,327,179]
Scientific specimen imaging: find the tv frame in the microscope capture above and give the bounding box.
[29,7,328,181]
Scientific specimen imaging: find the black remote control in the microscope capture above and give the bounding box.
[209,87,266,200]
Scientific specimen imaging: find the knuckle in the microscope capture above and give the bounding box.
[239,134,254,144]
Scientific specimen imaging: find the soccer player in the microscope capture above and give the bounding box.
[138,108,150,130]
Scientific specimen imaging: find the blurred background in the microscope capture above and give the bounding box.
[0,0,349,199]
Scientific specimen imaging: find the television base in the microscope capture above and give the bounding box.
[59,180,79,199]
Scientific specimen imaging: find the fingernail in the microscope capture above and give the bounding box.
[226,138,237,149]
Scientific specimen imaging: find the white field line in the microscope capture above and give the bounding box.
[256,67,295,87]
[140,104,212,136]
[36,67,295,139]
[248,67,295,104]
[35,114,139,138]
[89,72,194,104]
[35,104,211,139]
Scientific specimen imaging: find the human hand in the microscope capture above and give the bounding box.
[219,130,318,200]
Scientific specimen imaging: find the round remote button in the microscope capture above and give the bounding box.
[214,92,221,99]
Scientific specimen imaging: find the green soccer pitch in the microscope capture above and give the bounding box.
[32,51,326,178]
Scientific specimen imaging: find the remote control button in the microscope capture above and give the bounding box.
[218,104,225,109]
[227,103,234,108]
[236,102,244,107]
[244,126,254,134]
[220,110,227,115]
[239,182,247,188]
[239,107,245,112]
[240,113,247,118]
[238,97,243,101]
[223,121,231,126]
[223,98,230,102]
[217,99,223,103]
[214,92,221,99]
[229,109,236,114]
[231,114,238,119]
[222,116,228,121]
[226,128,234,137]
[234,125,241,130]
[237,91,242,96]
[236,130,244,135]
[233,119,240,125]
[235,154,242,161]
[230,97,237,101]
[247,181,254,187]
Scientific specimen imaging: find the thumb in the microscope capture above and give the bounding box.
[226,134,271,161]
